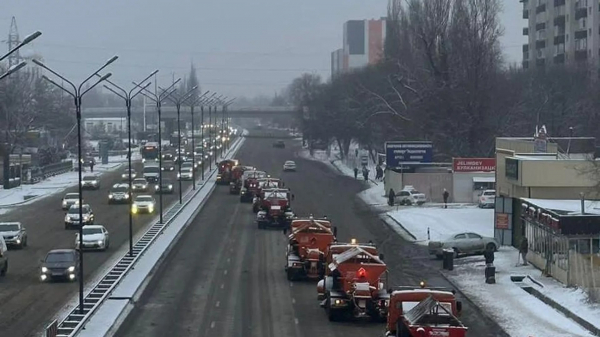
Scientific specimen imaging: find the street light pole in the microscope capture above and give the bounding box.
[33,56,118,315]
[210,95,224,166]
[222,98,235,151]
[217,96,228,159]
[135,79,180,223]
[99,70,158,257]
[185,91,210,189]
[161,85,199,204]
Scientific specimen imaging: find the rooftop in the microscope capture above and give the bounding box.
[521,198,600,216]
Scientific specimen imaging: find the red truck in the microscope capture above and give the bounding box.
[239,170,267,202]
[229,165,254,195]
[386,284,467,337]
[252,177,285,212]
[255,188,294,229]
[286,216,337,281]
[216,159,239,185]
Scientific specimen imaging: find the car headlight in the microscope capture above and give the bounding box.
[168,184,173,189]
[125,194,129,199]
[155,185,159,190]
[148,205,154,212]
[64,215,69,221]
[177,173,181,178]
[68,266,75,272]
[97,240,103,245]
[41,267,48,273]
[62,201,67,206]
[108,194,113,199]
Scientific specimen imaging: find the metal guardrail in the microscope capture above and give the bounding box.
[52,136,241,337]
[27,161,74,185]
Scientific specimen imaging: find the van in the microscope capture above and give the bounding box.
[0,236,8,276]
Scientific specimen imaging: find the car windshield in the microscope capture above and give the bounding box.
[45,252,74,263]
[410,190,421,194]
[124,169,135,173]
[112,187,128,192]
[483,191,495,196]
[0,224,19,231]
[285,161,295,165]
[182,168,193,172]
[65,194,79,200]
[265,192,287,199]
[144,167,160,173]
[162,180,172,185]
[136,196,154,202]
[69,206,90,214]
[83,227,103,235]
[133,179,147,184]
[83,176,96,181]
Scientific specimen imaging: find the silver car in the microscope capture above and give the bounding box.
[428,232,499,258]
[132,178,149,192]
[0,222,27,248]
[61,193,81,210]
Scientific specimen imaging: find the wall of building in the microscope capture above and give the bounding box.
[521,159,597,187]
[384,170,403,196]
[403,173,453,203]
[453,172,495,203]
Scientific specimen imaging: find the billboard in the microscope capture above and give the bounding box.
[385,141,433,167]
[495,213,509,229]
[453,158,496,172]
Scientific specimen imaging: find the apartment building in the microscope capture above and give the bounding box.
[522,0,600,68]
[331,18,386,78]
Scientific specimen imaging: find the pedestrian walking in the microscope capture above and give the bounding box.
[519,236,528,266]
[376,165,383,181]
[90,160,94,173]
[442,189,449,208]
[353,167,358,179]
[388,188,395,206]
[362,167,369,181]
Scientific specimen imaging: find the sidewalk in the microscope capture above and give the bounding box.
[0,154,138,209]
[315,146,600,336]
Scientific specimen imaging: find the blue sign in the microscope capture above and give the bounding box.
[385,141,433,167]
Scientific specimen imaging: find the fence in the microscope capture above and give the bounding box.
[26,161,73,184]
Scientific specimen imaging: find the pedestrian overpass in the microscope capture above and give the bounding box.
[82,106,295,120]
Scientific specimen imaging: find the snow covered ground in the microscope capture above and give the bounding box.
[307,143,600,336]
[0,154,139,209]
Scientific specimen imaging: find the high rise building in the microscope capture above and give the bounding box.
[331,18,386,78]
[522,0,599,68]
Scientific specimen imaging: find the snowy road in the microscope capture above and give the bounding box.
[115,131,507,337]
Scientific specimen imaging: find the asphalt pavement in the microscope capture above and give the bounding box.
[0,156,208,336]
[116,131,507,337]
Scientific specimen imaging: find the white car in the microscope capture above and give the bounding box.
[478,189,495,208]
[121,168,137,181]
[177,167,194,180]
[132,195,156,214]
[132,178,149,192]
[283,160,296,171]
[396,188,427,206]
[61,193,81,210]
[75,225,110,251]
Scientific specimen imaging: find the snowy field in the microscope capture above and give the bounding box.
[0,153,139,209]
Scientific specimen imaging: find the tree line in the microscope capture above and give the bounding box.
[284,0,600,161]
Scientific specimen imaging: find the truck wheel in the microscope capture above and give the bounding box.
[326,298,338,322]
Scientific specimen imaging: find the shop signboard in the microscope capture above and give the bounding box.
[495,213,509,229]
[385,141,433,168]
[505,158,519,180]
[453,158,496,172]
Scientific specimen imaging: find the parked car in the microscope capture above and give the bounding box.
[64,204,94,229]
[478,189,496,208]
[0,222,27,248]
[61,193,81,210]
[428,232,499,259]
[396,188,427,206]
[283,160,296,171]
[75,225,110,251]
[81,175,100,190]
[40,249,79,282]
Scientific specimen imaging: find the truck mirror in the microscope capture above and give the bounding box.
[379,253,385,261]
[333,226,338,237]
[456,301,463,313]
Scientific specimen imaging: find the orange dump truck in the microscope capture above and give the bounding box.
[216,159,239,185]
[316,240,389,322]
[285,216,337,281]
[385,285,467,337]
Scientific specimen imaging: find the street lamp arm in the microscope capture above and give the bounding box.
[0,61,27,81]
[181,85,199,104]
[131,82,152,100]
[77,55,118,94]
[0,30,42,63]
[129,69,158,97]
[158,78,181,101]
[187,90,210,106]
[225,97,236,106]
[33,59,77,94]
[103,84,127,101]
[133,81,158,101]
[98,74,128,98]
[81,73,112,97]
[41,75,76,99]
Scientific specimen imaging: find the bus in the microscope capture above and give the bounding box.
[141,142,159,163]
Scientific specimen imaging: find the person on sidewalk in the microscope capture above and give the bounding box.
[362,167,369,181]
[388,188,396,206]
[519,236,528,265]
[90,160,94,173]
[442,189,449,208]
[353,167,358,179]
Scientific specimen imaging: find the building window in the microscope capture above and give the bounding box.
[576,38,588,50]
[579,18,587,29]
[576,0,587,9]
[555,26,565,36]
[524,51,530,59]
[536,29,546,39]
[555,43,565,55]
[537,48,544,58]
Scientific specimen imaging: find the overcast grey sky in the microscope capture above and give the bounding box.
[3,0,526,100]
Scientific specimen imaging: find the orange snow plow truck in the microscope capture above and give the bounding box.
[285,216,338,281]
[317,240,389,322]
[216,159,239,185]
[385,284,467,337]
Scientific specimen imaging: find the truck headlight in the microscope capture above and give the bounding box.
[68,266,75,272]
[41,267,48,273]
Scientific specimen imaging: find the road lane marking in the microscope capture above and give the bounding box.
[292,298,296,304]
[294,318,299,325]
[210,321,215,329]
[223,270,228,275]
[220,283,225,289]
[227,258,231,263]
[216,301,220,307]
[289,282,293,287]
